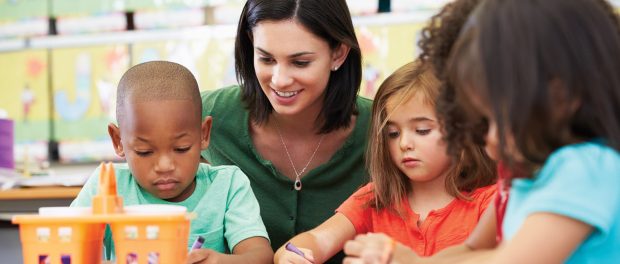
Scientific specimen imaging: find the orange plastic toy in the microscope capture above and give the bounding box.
[12,162,191,264]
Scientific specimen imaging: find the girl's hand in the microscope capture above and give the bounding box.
[186,248,226,264]
[343,233,393,264]
[343,233,419,264]
[276,247,315,264]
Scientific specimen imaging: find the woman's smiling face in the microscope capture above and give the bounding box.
[252,20,340,117]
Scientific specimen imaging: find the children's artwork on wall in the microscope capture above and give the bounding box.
[133,39,209,88]
[132,34,237,91]
[51,45,129,163]
[356,22,424,98]
[0,50,50,163]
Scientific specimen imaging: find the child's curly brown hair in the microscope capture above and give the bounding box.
[417,0,489,159]
[419,0,620,173]
[418,0,480,77]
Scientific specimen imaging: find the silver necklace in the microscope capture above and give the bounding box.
[274,119,326,191]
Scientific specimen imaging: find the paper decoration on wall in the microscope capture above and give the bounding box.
[54,53,91,121]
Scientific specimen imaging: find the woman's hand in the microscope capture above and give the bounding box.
[276,247,315,264]
[343,233,419,264]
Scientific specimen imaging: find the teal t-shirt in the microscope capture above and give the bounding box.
[71,163,268,260]
[503,141,620,263]
[200,85,372,255]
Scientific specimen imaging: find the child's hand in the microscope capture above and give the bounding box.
[277,247,315,264]
[343,233,418,264]
[186,248,226,264]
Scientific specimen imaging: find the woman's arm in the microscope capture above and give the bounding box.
[274,213,357,264]
[231,237,274,263]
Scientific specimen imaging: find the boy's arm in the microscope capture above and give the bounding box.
[274,213,357,264]
[231,237,272,262]
[186,237,272,264]
[201,167,273,263]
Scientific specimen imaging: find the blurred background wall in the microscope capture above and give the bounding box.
[0,0,451,166]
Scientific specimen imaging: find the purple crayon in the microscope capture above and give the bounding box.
[191,236,205,250]
[285,242,305,257]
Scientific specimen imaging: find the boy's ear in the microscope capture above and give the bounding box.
[331,43,351,71]
[200,116,213,150]
[108,123,125,157]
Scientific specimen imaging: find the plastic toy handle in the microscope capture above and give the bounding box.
[93,162,123,214]
[100,162,117,195]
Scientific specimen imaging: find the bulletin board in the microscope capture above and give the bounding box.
[51,45,129,162]
[356,22,425,98]
[132,36,237,91]
[0,49,50,162]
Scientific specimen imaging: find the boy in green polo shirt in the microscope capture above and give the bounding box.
[71,61,272,263]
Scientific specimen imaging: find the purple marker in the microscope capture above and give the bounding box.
[285,242,305,257]
[191,236,205,250]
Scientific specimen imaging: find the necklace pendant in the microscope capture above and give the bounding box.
[294,179,302,191]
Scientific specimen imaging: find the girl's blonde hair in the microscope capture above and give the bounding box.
[367,60,496,214]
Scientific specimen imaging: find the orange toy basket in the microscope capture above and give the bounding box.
[12,162,191,264]
[13,217,104,264]
[108,213,190,264]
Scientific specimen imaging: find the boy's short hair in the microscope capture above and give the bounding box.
[116,61,201,127]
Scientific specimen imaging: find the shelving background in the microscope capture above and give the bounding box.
[0,0,456,164]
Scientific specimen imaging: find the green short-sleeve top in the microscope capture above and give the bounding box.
[71,163,268,260]
[201,85,372,251]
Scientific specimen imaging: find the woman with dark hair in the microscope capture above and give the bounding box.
[200,0,371,260]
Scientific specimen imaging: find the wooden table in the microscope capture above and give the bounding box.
[0,186,81,200]
[0,163,95,218]
[0,165,95,263]
[0,187,82,221]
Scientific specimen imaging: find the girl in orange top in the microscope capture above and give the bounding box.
[274,60,496,264]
